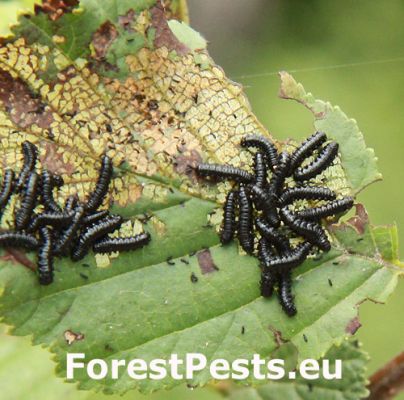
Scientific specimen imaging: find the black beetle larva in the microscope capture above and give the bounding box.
[294,142,339,181]
[253,152,267,188]
[240,134,278,171]
[289,131,327,171]
[93,233,151,253]
[0,231,39,250]
[249,185,280,227]
[15,141,37,190]
[193,132,353,317]
[37,227,54,285]
[54,205,86,256]
[278,271,297,316]
[220,190,239,244]
[260,269,278,298]
[41,170,62,213]
[85,155,113,213]
[27,210,75,233]
[295,197,354,220]
[255,218,290,254]
[238,184,254,254]
[0,141,152,286]
[261,241,313,271]
[195,163,254,183]
[257,236,275,265]
[82,209,110,226]
[0,169,14,217]
[280,208,331,252]
[278,186,336,206]
[15,172,39,230]
[267,151,291,197]
[72,215,123,261]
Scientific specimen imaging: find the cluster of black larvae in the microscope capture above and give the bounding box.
[194,132,354,316]
[0,141,151,285]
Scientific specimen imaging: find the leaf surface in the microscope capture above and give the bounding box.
[228,340,369,400]
[279,71,382,194]
[0,0,401,395]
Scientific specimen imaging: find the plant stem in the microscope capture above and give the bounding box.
[367,352,404,399]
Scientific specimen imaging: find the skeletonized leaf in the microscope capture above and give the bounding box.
[279,71,382,194]
[0,0,400,395]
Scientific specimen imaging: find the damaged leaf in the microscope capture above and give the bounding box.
[0,0,401,396]
[279,71,382,194]
[1,203,401,394]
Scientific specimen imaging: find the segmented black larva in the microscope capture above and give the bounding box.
[260,241,313,271]
[240,134,278,171]
[238,184,254,254]
[257,236,275,265]
[255,218,290,253]
[27,210,75,233]
[64,195,78,212]
[37,227,54,285]
[249,184,280,227]
[267,151,291,197]
[220,190,238,244]
[53,174,64,188]
[15,172,39,230]
[41,170,62,213]
[71,215,123,261]
[280,208,331,251]
[0,169,14,214]
[289,131,327,171]
[195,163,254,183]
[294,142,339,181]
[82,209,110,226]
[0,141,153,286]
[0,231,39,249]
[54,205,85,256]
[93,232,151,253]
[259,238,277,297]
[188,132,353,316]
[260,269,278,298]
[15,141,37,190]
[296,197,354,220]
[278,271,296,316]
[278,186,336,206]
[85,155,113,212]
[253,152,267,187]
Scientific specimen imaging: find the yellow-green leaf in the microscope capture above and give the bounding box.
[0,0,400,396]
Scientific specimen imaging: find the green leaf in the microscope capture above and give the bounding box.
[0,0,401,396]
[0,326,89,400]
[228,340,370,400]
[0,325,219,400]
[167,20,207,51]
[1,205,401,393]
[279,71,382,195]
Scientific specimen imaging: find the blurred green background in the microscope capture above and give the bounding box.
[0,0,402,399]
